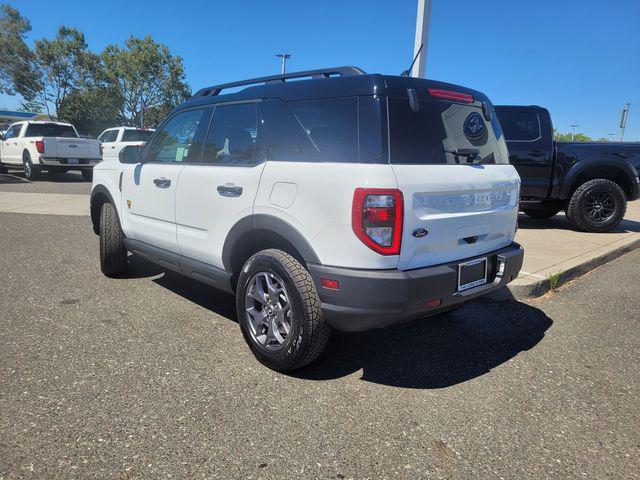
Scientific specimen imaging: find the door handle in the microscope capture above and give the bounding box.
[217,184,243,197]
[153,177,171,188]
[529,150,546,157]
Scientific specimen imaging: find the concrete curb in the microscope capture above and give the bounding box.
[503,237,640,300]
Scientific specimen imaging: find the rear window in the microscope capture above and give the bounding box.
[496,110,541,141]
[122,129,154,142]
[388,98,509,165]
[24,123,77,138]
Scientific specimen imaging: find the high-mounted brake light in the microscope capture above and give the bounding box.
[428,88,473,103]
[35,140,44,154]
[352,188,403,256]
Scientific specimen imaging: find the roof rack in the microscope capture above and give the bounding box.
[191,66,366,98]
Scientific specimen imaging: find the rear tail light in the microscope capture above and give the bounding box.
[428,88,473,103]
[352,188,403,255]
[100,143,104,156]
[35,140,44,154]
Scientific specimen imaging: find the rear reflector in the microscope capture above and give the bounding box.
[428,88,473,103]
[352,188,403,256]
[35,140,44,154]
[426,298,442,308]
[320,278,340,290]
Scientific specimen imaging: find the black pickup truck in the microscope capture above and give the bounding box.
[495,105,640,232]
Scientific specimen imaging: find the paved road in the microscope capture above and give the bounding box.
[0,212,638,479]
[0,171,91,195]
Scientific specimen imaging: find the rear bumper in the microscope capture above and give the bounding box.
[308,243,524,332]
[41,157,100,168]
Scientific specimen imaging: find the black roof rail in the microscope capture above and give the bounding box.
[191,66,366,98]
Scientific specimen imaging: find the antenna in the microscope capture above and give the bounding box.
[401,44,423,77]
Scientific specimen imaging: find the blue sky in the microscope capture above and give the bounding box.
[2,0,639,140]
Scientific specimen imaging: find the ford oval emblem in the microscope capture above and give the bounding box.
[463,112,486,140]
[413,228,428,238]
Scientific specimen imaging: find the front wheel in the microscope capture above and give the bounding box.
[23,153,41,181]
[99,202,127,276]
[236,249,330,371]
[566,179,626,232]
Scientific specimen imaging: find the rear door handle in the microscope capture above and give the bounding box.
[153,177,171,188]
[217,184,243,197]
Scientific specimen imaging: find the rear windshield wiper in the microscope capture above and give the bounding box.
[444,148,480,164]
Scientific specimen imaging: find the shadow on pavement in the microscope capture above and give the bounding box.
[518,212,640,233]
[293,288,552,389]
[0,171,88,183]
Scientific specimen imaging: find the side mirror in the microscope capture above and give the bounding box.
[0,132,4,140]
[119,145,142,164]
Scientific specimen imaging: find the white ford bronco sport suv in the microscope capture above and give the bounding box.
[90,67,523,371]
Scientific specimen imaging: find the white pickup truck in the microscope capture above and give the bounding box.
[0,121,101,181]
[98,126,154,162]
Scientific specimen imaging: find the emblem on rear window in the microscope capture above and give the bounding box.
[463,112,486,140]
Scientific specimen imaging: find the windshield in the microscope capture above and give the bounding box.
[24,123,77,138]
[388,98,509,165]
[122,129,154,142]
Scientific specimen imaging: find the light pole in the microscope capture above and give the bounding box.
[275,53,291,75]
[619,103,630,141]
[411,0,432,78]
[571,124,578,141]
[608,133,616,142]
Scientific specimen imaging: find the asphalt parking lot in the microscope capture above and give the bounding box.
[1,176,639,479]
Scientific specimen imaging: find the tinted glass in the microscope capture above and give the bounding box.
[202,103,257,165]
[145,109,207,163]
[4,125,19,139]
[496,110,541,141]
[25,123,77,138]
[123,129,154,142]
[288,97,358,163]
[262,99,315,162]
[388,98,509,165]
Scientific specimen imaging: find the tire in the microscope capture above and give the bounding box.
[236,249,330,371]
[566,179,626,233]
[99,202,127,277]
[521,207,561,219]
[81,169,93,181]
[23,152,41,181]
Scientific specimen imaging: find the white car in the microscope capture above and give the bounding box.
[98,127,155,162]
[0,121,101,180]
[90,67,524,371]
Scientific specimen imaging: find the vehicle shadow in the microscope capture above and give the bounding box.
[518,212,640,233]
[292,288,552,389]
[0,171,87,183]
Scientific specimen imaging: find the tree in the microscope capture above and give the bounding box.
[0,4,38,97]
[553,129,593,142]
[101,36,190,127]
[24,27,99,118]
[58,87,123,136]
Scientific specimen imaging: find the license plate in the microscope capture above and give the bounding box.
[68,159,79,164]
[458,257,488,291]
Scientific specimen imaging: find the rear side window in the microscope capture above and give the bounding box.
[202,103,258,165]
[25,123,77,138]
[123,129,154,142]
[496,110,541,141]
[288,97,359,163]
[388,98,509,165]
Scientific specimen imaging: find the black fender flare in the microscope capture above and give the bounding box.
[222,214,320,271]
[559,155,638,199]
[89,184,117,235]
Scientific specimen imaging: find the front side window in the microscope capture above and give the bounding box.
[202,103,257,165]
[497,110,541,141]
[4,125,19,140]
[144,109,207,163]
[288,97,358,163]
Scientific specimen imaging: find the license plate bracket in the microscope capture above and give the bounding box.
[68,159,79,164]
[458,257,488,291]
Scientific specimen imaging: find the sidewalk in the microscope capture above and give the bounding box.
[510,200,640,297]
[0,192,89,216]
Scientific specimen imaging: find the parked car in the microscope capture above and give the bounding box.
[98,126,155,162]
[495,105,640,232]
[0,121,101,181]
[90,67,524,371]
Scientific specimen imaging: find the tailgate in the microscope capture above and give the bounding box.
[387,95,520,270]
[52,137,90,158]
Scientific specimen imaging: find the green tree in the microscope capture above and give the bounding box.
[0,4,38,97]
[24,27,99,118]
[553,129,593,142]
[102,36,190,127]
[58,87,123,136]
